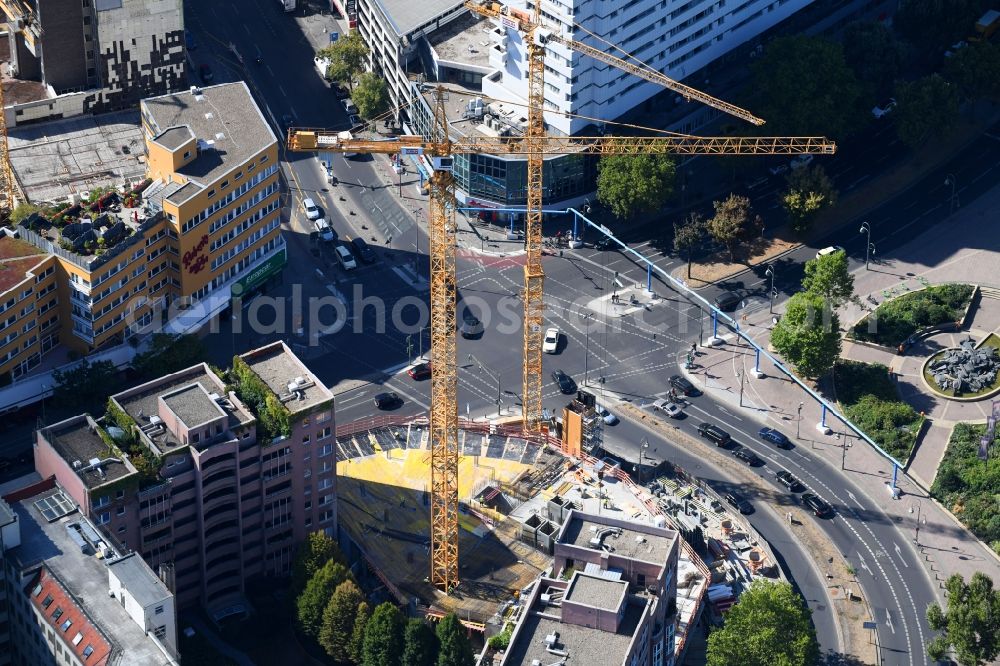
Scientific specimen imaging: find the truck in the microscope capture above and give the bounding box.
[277,0,296,12]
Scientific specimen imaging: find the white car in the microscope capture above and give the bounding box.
[871,98,897,119]
[542,327,560,354]
[595,404,618,425]
[302,197,321,220]
[815,245,845,259]
[652,399,683,418]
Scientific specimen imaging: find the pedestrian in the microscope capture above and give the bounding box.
[691,342,697,354]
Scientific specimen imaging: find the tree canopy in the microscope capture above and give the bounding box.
[771,292,842,379]
[894,74,960,148]
[350,601,371,664]
[53,359,119,410]
[319,579,365,662]
[362,602,405,666]
[894,0,987,53]
[782,165,837,233]
[927,572,1000,665]
[436,613,475,666]
[944,41,1000,102]
[706,580,819,666]
[842,21,906,96]
[402,619,440,666]
[749,35,863,138]
[131,334,205,382]
[354,72,389,120]
[291,531,344,595]
[317,33,369,90]
[596,154,675,220]
[706,194,758,262]
[673,212,705,278]
[296,560,350,639]
[802,248,854,306]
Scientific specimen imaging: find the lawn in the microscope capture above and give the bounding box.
[932,423,1000,555]
[850,283,974,347]
[833,360,923,463]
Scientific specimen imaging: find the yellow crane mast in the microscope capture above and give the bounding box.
[288,109,834,592]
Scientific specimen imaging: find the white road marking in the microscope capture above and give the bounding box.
[847,491,865,510]
[894,543,909,568]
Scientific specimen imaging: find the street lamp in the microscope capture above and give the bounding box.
[842,436,852,470]
[638,438,650,486]
[859,221,872,270]
[765,264,776,313]
[796,401,804,438]
[582,312,594,386]
[944,173,958,212]
[910,501,927,545]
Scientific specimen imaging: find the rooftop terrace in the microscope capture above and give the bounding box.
[40,416,137,490]
[428,11,493,69]
[240,342,333,415]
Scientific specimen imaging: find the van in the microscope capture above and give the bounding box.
[697,422,731,446]
[334,244,357,270]
[313,219,334,242]
[815,246,844,259]
[302,197,320,220]
[343,99,357,115]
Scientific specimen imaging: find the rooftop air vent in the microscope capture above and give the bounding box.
[72,460,82,469]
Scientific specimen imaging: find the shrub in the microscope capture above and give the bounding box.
[487,627,512,651]
[851,284,974,346]
[931,423,1000,546]
[835,360,922,462]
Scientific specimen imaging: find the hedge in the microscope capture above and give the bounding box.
[932,423,1000,553]
[851,283,974,347]
[229,356,291,443]
[834,360,923,462]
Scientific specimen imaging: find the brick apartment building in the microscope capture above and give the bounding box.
[32,342,335,616]
[503,510,680,666]
[3,81,284,384]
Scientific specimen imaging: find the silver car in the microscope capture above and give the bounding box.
[651,399,683,418]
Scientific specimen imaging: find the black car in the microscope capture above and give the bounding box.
[669,375,696,396]
[758,427,792,449]
[714,291,741,312]
[731,445,761,466]
[775,470,804,492]
[350,237,378,263]
[697,422,731,447]
[551,369,577,394]
[802,493,833,517]
[373,392,401,409]
[725,492,754,515]
[198,63,214,83]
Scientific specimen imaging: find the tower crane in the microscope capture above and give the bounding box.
[288,0,836,599]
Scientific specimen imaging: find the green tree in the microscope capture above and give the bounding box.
[894,0,986,52]
[353,72,389,120]
[317,33,369,90]
[319,579,365,662]
[52,359,120,410]
[706,194,757,262]
[402,619,440,666]
[296,560,350,639]
[350,602,371,664]
[436,613,474,666]
[362,602,404,666]
[842,21,906,95]
[782,165,837,233]
[771,292,842,379]
[894,74,961,148]
[801,248,854,307]
[10,202,41,225]
[130,334,205,381]
[749,35,863,138]
[673,212,704,279]
[706,580,819,666]
[944,41,1000,102]
[292,532,344,595]
[927,572,1000,666]
[596,154,675,220]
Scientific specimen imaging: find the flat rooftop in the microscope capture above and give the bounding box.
[160,383,227,429]
[371,0,466,37]
[141,82,275,205]
[565,572,628,612]
[240,342,333,415]
[0,235,46,292]
[113,364,254,455]
[40,416,137,490]
[107,553,172,608]
[11,489,174,665]
[428,11,493,68]
[418,84,547,147]
[505,586,647,666]
[560,516,677,567]
[7,110,146,204]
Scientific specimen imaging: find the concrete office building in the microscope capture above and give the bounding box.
[32,342,336,616]
[1,0,186,126]
[0,482,178,665]
[6,81,284,373]
[502,510,680,666]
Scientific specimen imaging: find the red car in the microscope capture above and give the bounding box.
[407,362,431,380]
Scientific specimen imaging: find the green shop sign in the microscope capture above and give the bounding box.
[234,249,286,296]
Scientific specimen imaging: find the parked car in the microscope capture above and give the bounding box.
[871,98,897,119]
[790,154,814,170]
[334,244,357,270]
[349,114,362,127]
[542,327,560,354]
[802,492,833,517]
[697,422,731,446]
[350,237,378,263]
[714,291,741,312]
[775,470,804,492]
[758,427,792,449]
[313,219,335,242]
[731,445,762,466]
[408,362,432,380]
[815,246,845,259]
[725,492,754,515]
[652,399,683,418]
[185,30,197,50]
[373,392,401,409]
[343,99,358,115]
[302,197,321,220]
[595,404,618,425]
[669,375,697,396]
[551,369,577,394]
[198,63,214,83]
[459,309,484,338]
